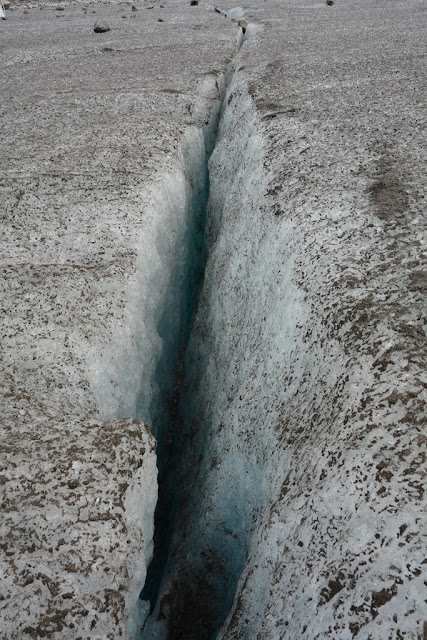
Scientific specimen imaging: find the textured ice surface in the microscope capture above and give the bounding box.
[1,0,426,638]
[1,417,157,639]
[0,2,238,637]
[144,1,427,639]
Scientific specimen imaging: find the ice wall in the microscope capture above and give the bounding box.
[85,75,222,458]
[0,2,240,636]
[206,70,425,640]
[142,15,426,640]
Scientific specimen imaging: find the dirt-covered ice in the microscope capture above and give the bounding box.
[143,1,427,639]
[0,2,238,637]
[1,0,426,639]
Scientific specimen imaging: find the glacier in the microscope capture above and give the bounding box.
[140,1,427,638]
[1,0,426,638]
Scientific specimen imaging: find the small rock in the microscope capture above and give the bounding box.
[190,0,198,5]
[94,20,110,32]
[158,17,163,21]
[23,8,29,13]
[146,4,153,8]
[326,0,334,4]
[3,0,11,10]
[55,6,64,10]
[131,5,137,10]
[122,14,127,17]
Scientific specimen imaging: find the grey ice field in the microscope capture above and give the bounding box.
[0,0,426,639]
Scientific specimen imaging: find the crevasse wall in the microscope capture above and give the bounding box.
[215,78,425,639]
[143,70,312,640]
[140,79,271,640]
[85,74,223,446]
[147,51,426,639]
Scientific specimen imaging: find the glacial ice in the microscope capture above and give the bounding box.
[1,0,426,639]
[139,2,427,638]
[0,5,239,638]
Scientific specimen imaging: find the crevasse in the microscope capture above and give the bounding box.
[138,27,256,640]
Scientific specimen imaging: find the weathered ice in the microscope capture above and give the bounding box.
[1,0,426,639]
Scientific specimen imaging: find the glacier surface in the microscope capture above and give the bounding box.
[1,0,426,639]
[141,1,427,638]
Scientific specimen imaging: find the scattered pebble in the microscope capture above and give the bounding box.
[93,20,110,32]
[131,5,137,10]
[56,6,64,10]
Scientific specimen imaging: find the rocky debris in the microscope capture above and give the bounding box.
[238,18,248,32]
[55,6,64,10]
[132,4,137,10]
[190,0,198,5]
[93,19,110,32]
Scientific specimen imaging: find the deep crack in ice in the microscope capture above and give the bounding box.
[139,24,251,640]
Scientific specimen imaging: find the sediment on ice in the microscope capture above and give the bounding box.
[1,1,426,639]
[142,4,426,637]
[0,4,239,637]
